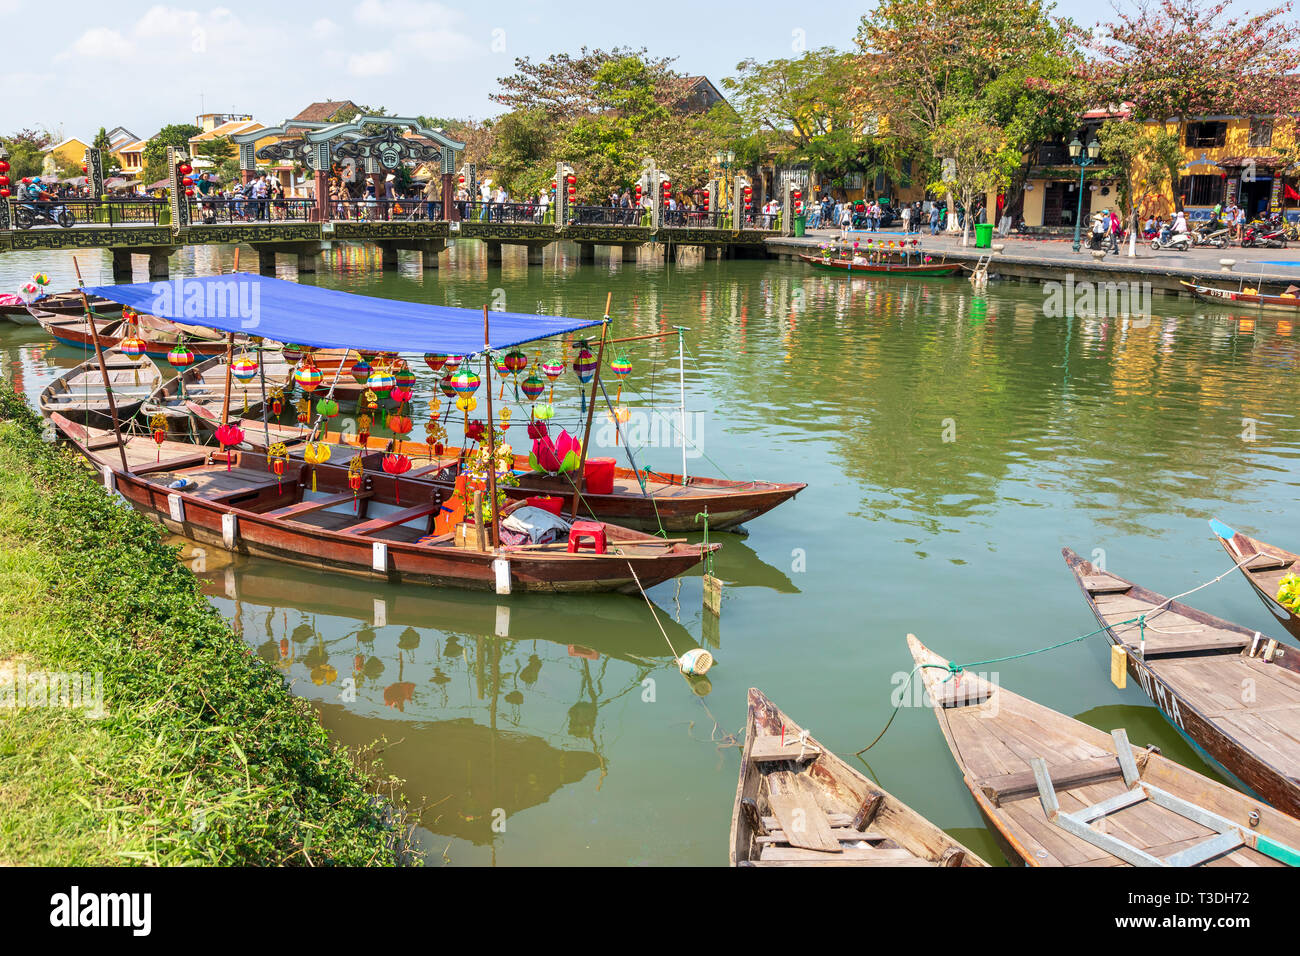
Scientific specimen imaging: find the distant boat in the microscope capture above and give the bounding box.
[1209,519,1300,635]
[0,291,118,323]
[35,308,232,358]
[730,687,986,866]
[38,347,161,427]
[908,633,1300,866]
[1181,280,1300,314]
[798,253,962,277]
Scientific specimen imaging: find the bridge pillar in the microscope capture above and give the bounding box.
[148,250,170,280]
[577,243,596,264]
[485,241,503,265]
[379,242,399,270]
[422,245,441,270]
[257,247,276,276]
[526,244,545,266]
[112,249,133,282]
[703,245,721,260]
[297,249,318,273]
[620,245,638,263]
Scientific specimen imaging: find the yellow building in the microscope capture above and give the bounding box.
[112,138,149,176]
[39,137,91,175]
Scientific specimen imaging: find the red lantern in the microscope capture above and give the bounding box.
[388,414,413,436]
[178,162,192,175]
[0,176,10,186]
[566,174,575,185]
[381,453,412,504]
[185,188,195,197]
[152,428,166,461]
[215,424,245,471]
[465,420,486,442]
[458,175,465,185]
[0,160,10,173]
[0,189,8,199]
[81,164,87,174]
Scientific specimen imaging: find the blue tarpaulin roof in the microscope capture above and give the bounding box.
[81,274,604,355]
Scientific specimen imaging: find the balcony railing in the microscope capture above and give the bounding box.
[192,197,317,223]
[462,200,553,224]
[323,198,442,222]
[6,198,167,228]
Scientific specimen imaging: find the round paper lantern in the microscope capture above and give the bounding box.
[393,366,416,390]
[495,354,510,377]
[572,346,597,384]
[167,344,195,369]
[388,414,413,436]
[294,361,323,392]
[610,354,631,380]
[534,403,554,421]
[367,369,395,395]
[389,386,413,405]
[452,365,480,396]
[231,355,259,382]
[424,353,447,372]
[316,397,339,419]
[504,350,528,376]
[120,336,148,362]
[0,160,9,173]
[521,372,546,401]
[442,354,463,374]
[282,343,305,362]
[349,359,371,384]
[0,189,9,199]
[540,361,564,382]
[31,273,49,287]
[439,375,457,398]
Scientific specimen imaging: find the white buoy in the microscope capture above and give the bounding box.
[677,648,714,675]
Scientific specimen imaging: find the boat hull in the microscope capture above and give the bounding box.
[799,253,962,277]
[1181,280,1300,314]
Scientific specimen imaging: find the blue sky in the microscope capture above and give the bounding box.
[3,0,1290,139]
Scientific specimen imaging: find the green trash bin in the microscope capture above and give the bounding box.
[974,223,993,248]
[793,214,806,237]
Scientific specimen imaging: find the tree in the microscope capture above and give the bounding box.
[1097,119,1182,255]
[1087,0,1300,142]
[492,47,688,117]
[487,109,550,192]
[0,129,53,179]
[855,0,1074,228]
[142,124,201,184]
[931,114,1018,245]
[92,127,112,151]
[194,135,235,166]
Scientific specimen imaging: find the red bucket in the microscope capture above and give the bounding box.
[584,457,616,496]
[526,495,564,517]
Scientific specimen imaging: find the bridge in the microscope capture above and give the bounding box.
[0,116,782,279]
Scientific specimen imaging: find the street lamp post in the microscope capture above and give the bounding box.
[1069,135,1102,253]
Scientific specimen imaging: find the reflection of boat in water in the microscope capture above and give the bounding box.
[319,701,602,847]
[713,535,800,594]
[195,557,691,663]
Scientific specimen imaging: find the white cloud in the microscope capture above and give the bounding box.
[353,0,455,28]
[348,50,397,77]
[64,27,135,59]
[311,18,340,38]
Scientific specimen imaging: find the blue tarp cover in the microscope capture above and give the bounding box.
[82,274,604,355]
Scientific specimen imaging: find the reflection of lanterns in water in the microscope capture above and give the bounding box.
[567,700,597,738]
[505,689,524,706]
[383,682,416,711]
[688,675,713,697]
[443,635,463,658]
[356,626,376,645]
[1239,318,1256,333]
[291,622,314,644]
[519,653,542,686]
[311,663,338,685]
[397,627,420,651]
[430,667,450,686]
[363,656,385,680]
[1280,320,1294,336]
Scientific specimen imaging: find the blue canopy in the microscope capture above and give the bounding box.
[81,274,604,355]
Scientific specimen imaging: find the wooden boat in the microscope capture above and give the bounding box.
[36,308,231,357]
[0,291,117,321]
[730,688,986,866]
[52,415,719,594]
[38,349,162,427]
[908,634,1300,866]
[1063,547,1300,819]
[798,252,963,277]
[1209,518,1300,634]
[217,423,805,532]
[140,353,294,437]
[1181,280,1300,314]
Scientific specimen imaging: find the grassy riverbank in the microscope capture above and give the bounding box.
[0,386,412,865]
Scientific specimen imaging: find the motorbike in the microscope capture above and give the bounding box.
[1150,229,1192,252]
[13,200,75,229]
[1241,218,1287,248]
[1191,220,1230,248]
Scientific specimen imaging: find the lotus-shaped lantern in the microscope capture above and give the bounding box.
[530,428,581,474]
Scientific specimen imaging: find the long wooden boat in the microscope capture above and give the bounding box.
[39,349,162,427]
[798,253,963,277]
[213,422,805,532]
[730,687,986,866]
[1209,518,1300,634]
[0,291,118,321]
[1180,280,1300,314]
[36,308,231,357]
[53,415,718,594]
[1062,547,1300,818]
[908,633,1300,866]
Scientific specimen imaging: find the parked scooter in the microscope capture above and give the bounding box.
[1150,228,1192,252]
[1241,217,1288,248]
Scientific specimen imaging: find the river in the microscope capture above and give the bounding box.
[3,240,1297,865]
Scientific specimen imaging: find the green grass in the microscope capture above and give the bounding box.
[0,385,414,865]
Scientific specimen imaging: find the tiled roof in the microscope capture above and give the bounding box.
[292,100,360,123]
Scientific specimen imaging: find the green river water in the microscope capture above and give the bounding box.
[3,240,1297,866]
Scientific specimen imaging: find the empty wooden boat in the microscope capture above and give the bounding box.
[1,290,117,320]
[908,633,1300,866]
[798,253,962,277]
[731,687,986,866]
[38,349,162,427]
[1181,280,1300,314]
[53,416,719,595]
[141,353,293,437]
[1209,518,1300,634]
[1063,547,1300,819]
[36,307,231,357]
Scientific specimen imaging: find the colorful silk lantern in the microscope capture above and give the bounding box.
[167,343,195,369]
[442,354,464,374]
[439,375,457,399]
[609,354,631,402]
[215,424,245,471]
[534,403,554,421]
[231,354,259,382]
[269,386,285,417]
[349,359,372,384]
[150,413,167,462]
[268,442,289,493]
[316,397,339,419]
[348,457,365,510]
[382,453,412,504]
[393,365,416,390]
[120,336,148,362]
[452,366,480,396]
[539,360,564,402]
[282,344,305,362]
[367,369,395,395]
[31,272,50,287]
[424,353,448,372]
[304,441,331,492]
[388,414,413,437]
[521,372,546,403]
[294,359,323,393]
[572,345,597,383]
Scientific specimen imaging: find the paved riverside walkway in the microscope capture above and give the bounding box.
[768,227,1300,289]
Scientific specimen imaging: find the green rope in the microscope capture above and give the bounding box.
[853,615,1144,757]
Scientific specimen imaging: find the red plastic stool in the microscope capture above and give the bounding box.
[567,520,608,554]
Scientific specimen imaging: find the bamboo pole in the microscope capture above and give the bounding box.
[218,249,241,426]
[72,256,130,473]
[571,293,611,520]
[482,305,500,548]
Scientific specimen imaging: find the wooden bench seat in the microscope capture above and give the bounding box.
[341,500,441,536]
[133,454,211,476]
[976,754,1126,807]
[263,490,373,520]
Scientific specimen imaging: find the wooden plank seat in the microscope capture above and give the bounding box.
[976,754,1128,807]
[756,846,933,865]
[1245,552,1293,572]
[263,490,373,520]
[133,454,211,476]
[341,500,442,536]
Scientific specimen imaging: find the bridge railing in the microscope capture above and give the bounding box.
[325,198,442,222]
[660,209,738,229]
[192,197,316,223]
[6,197,167,228]
[463,201,552,224]
[570,205,648,227]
